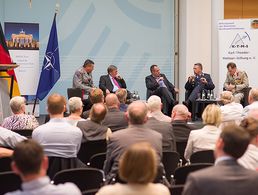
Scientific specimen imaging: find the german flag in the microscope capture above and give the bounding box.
[0,23,20,96]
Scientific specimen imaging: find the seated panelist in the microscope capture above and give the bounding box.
[99,65,127,96]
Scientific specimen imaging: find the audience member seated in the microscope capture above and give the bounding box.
[66,97,86,126]
[219,91,243,127]
[115,88,128,112]
[183,124,258,195]
[82,88,104,119]
[97,142,170,195]
[104,101,163,183]
[147,95,171,123]
[171,104,196,142]
[102,94,128,132]
[99,65,127,96]
[5,140,81,195]
[1,96,39,130]
[184,63,215,110]
[32,93,82,159]
[184,104,221,161]
[146,97,176,152]
[238,112,258,170]
[145,64,178,116]
[77,103,112,142]
[223,62,249,103]
[242,88,258,117]
[0,126,26,149]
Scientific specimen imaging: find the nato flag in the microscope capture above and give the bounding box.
[36,14,60,100]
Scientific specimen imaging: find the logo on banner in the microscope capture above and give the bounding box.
[43,49,57,70]
[229,32,250,49]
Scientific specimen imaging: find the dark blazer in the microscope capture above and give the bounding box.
[103,124,162,183]
[183,159,258,195]
[145,73,175,99]
[102,108,128,132]
[184,73,214,91]
[145,117,176,152]
[99,75,127,94]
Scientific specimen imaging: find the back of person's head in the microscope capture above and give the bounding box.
[83,59,94,68]
[220,124,250,159]
[227,62,236,69]
[147,95,162,112]
[249,88,258,102]
[171,104,191,120]
[115,88,127,104]
[89,103,107,123]
[89,88,104,104]
[47,93,66,115]
[119,142,157,184]
[10,96,26,114]
[220,91,234,105]
[107,65,117,74]
[240,117,258,140]
[202,104,221,126]
[68,97,83,113]
[12,139,45,176]
[127,100,148,124]
[105,93,120,108]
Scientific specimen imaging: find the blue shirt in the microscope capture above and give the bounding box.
[5,176,81,195]
[32,118,82,158]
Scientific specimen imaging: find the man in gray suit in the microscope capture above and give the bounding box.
[183,124,258,195]
[102,93,128,132]
[104,100,162,183]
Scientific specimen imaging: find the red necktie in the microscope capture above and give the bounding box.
[112,77,120,88]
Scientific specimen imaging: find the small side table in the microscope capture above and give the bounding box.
[192,99,220,121]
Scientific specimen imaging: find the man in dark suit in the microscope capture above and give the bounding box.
[99,65,127,96]
[184,63,215,108]
[104,100,163,183]
[102,93,128,132]
[145,64,178,116]
[183,124,258,195]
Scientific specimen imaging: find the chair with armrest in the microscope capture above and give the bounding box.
[53,168,105,192]
[12,129,33,138]
[0,171,22,194]
[190,150,215,164]
[162,151,181,183]
[88,152,106,169]
[173,163,213,184]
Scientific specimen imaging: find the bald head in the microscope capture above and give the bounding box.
[249,88,258,104]
[105,93,120,109]
[171,104,191,121]
[147,95,162,112]
[127,101,148,124]
[90,103,107,123]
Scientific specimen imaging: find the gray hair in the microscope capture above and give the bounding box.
[107,65,117,74]
[10,96,26,114]
[68,97,83,113]
[147,95,162,112]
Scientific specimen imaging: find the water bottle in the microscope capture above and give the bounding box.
[210,90,214,100]
[135,91,140,100]
[132,91,136,100]
[201,90,206,100]
[207,90,211,100]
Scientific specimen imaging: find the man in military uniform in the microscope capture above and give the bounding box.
[223,62,249,103]
[73,59,95,95]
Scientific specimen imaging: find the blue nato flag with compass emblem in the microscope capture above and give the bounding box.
[36,13,60,100]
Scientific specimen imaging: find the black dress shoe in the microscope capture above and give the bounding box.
[173,100,179,106]
[182,101,189,107]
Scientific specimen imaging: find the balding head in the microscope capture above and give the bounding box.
[171,104,191,121]
[90,103,107,123]
[248,88,258,104]
[147,95,162,112]
[127,101,148,124]
[47,93,66,115]
[89,88,104,104]
[105,93,120,109]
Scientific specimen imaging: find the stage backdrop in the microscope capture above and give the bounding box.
[218,19,258,93]
[1,0,174,114]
